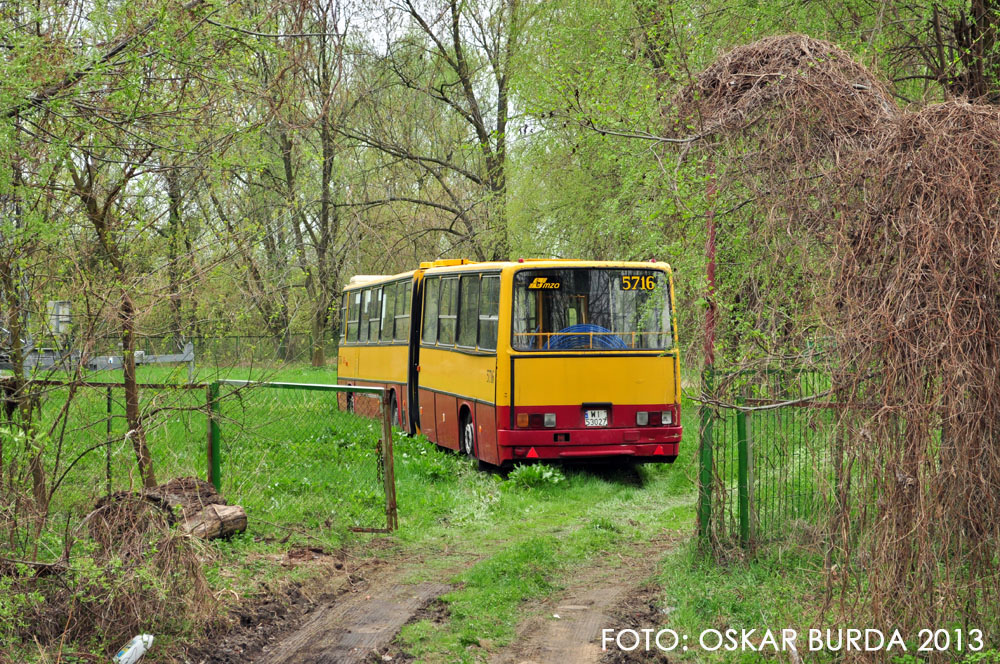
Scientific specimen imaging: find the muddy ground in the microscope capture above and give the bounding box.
[185,534,682,664]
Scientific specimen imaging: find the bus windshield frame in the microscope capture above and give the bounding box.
[511,267,673,352]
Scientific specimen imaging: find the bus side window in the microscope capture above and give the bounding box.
[359,289,371,342]
[339,294,348,342]
[348,291,361,342]
[394,280,411,341]
[381,283,396,342]
[368,287,382,342]
[479,276,499,351]
[438,277,459,345]
[458,274,480,348]
[422,277,440,344]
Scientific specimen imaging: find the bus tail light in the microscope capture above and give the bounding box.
[636,411,649,426]
[517,413,529,427]
[544,413,556,428]
[649,411,662,425]
[529,414,544,428]
[662,410,673,425]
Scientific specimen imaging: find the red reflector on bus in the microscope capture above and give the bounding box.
[654,445,665,455]
[527,447,539,458]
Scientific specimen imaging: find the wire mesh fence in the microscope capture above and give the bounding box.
[699,367,840,549]
[1,378,395,565]
[1,380,208,558]
[211,381,397,535]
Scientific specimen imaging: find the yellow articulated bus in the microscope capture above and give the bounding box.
[337,259,682,467]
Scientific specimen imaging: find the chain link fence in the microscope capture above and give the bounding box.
[210,381,397,535]
[1,380,208,556]
[698,366,840,549]
[1,378,395,561]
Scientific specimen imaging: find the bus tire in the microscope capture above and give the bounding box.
[390,391,399,427]
[460,410,476,457]
[346,393,354,413]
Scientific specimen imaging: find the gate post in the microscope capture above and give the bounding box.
[381,391,398,531]
[207,381,221,492]
[738,406,751,548]
[698,367,714,543]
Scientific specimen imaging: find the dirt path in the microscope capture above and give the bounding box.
[488,534,682,664]
[257,580,452,664]
[234,548,474,664]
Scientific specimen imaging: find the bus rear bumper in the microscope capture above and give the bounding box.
[496,427,681,463]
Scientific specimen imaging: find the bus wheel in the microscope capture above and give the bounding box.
[390,392,399,426]
[346,393,354,413]
[461,411,476,457]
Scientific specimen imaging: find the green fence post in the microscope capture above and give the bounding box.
[106,386,113,496]
[207,381,221,492]
[738,406,750,548]
[698,367,714,543]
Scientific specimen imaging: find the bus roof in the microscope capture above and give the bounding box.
[341,260,673,292]
[420,259,674,274]
[343,270,417,291]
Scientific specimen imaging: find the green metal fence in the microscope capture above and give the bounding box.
[698,367,839,549]
[2,378,396,562]
[3,380,210,558]
[209,380,398,534]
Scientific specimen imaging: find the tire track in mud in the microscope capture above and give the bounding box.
[488,534,682,664]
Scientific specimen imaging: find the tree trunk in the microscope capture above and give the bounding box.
[311,309,326,367]
[120,290,157,488]
[166,171,185,345]
[0,247,46,507]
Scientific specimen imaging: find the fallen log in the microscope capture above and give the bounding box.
[90,476,247,543]
[181,503,248,539]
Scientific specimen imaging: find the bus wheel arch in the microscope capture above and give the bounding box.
[459,405,476,457]
[388,389,398,426]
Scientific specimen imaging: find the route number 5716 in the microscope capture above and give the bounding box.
[621,275,656,291]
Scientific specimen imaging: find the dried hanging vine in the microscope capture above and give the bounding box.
[676,34,1000,642]
[675,35,897,358]
[832,101,1000,634]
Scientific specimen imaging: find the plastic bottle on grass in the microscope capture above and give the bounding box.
[112,634,154,664]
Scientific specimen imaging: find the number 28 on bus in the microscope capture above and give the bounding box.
[337,259,682,467]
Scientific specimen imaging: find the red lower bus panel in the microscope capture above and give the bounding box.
[495,403,682,464]
[474,402,499,465]
[419,388,436,440]
[435,393,460,450]
[338,381,382,418]
[494,438,680,464]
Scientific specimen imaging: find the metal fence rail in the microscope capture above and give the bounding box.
[209,380,398,533]
[84,334,339,366]
[699,367,838,549]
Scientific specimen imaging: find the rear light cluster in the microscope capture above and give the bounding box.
[516,410,675,428]
[636,410,673,426]
[517,412,557,428]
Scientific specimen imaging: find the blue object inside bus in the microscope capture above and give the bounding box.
[544,324,628,350]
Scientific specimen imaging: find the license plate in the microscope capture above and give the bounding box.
[584,409,608,427]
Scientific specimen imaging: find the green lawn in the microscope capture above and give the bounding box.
[8,368,716,662]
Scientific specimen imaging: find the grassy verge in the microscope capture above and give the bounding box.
[4,371,702,662]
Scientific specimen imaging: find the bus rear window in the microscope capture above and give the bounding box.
[512,269,672,351]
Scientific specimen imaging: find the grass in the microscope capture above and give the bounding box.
[649,543,827,663]
[5,367,711,662]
